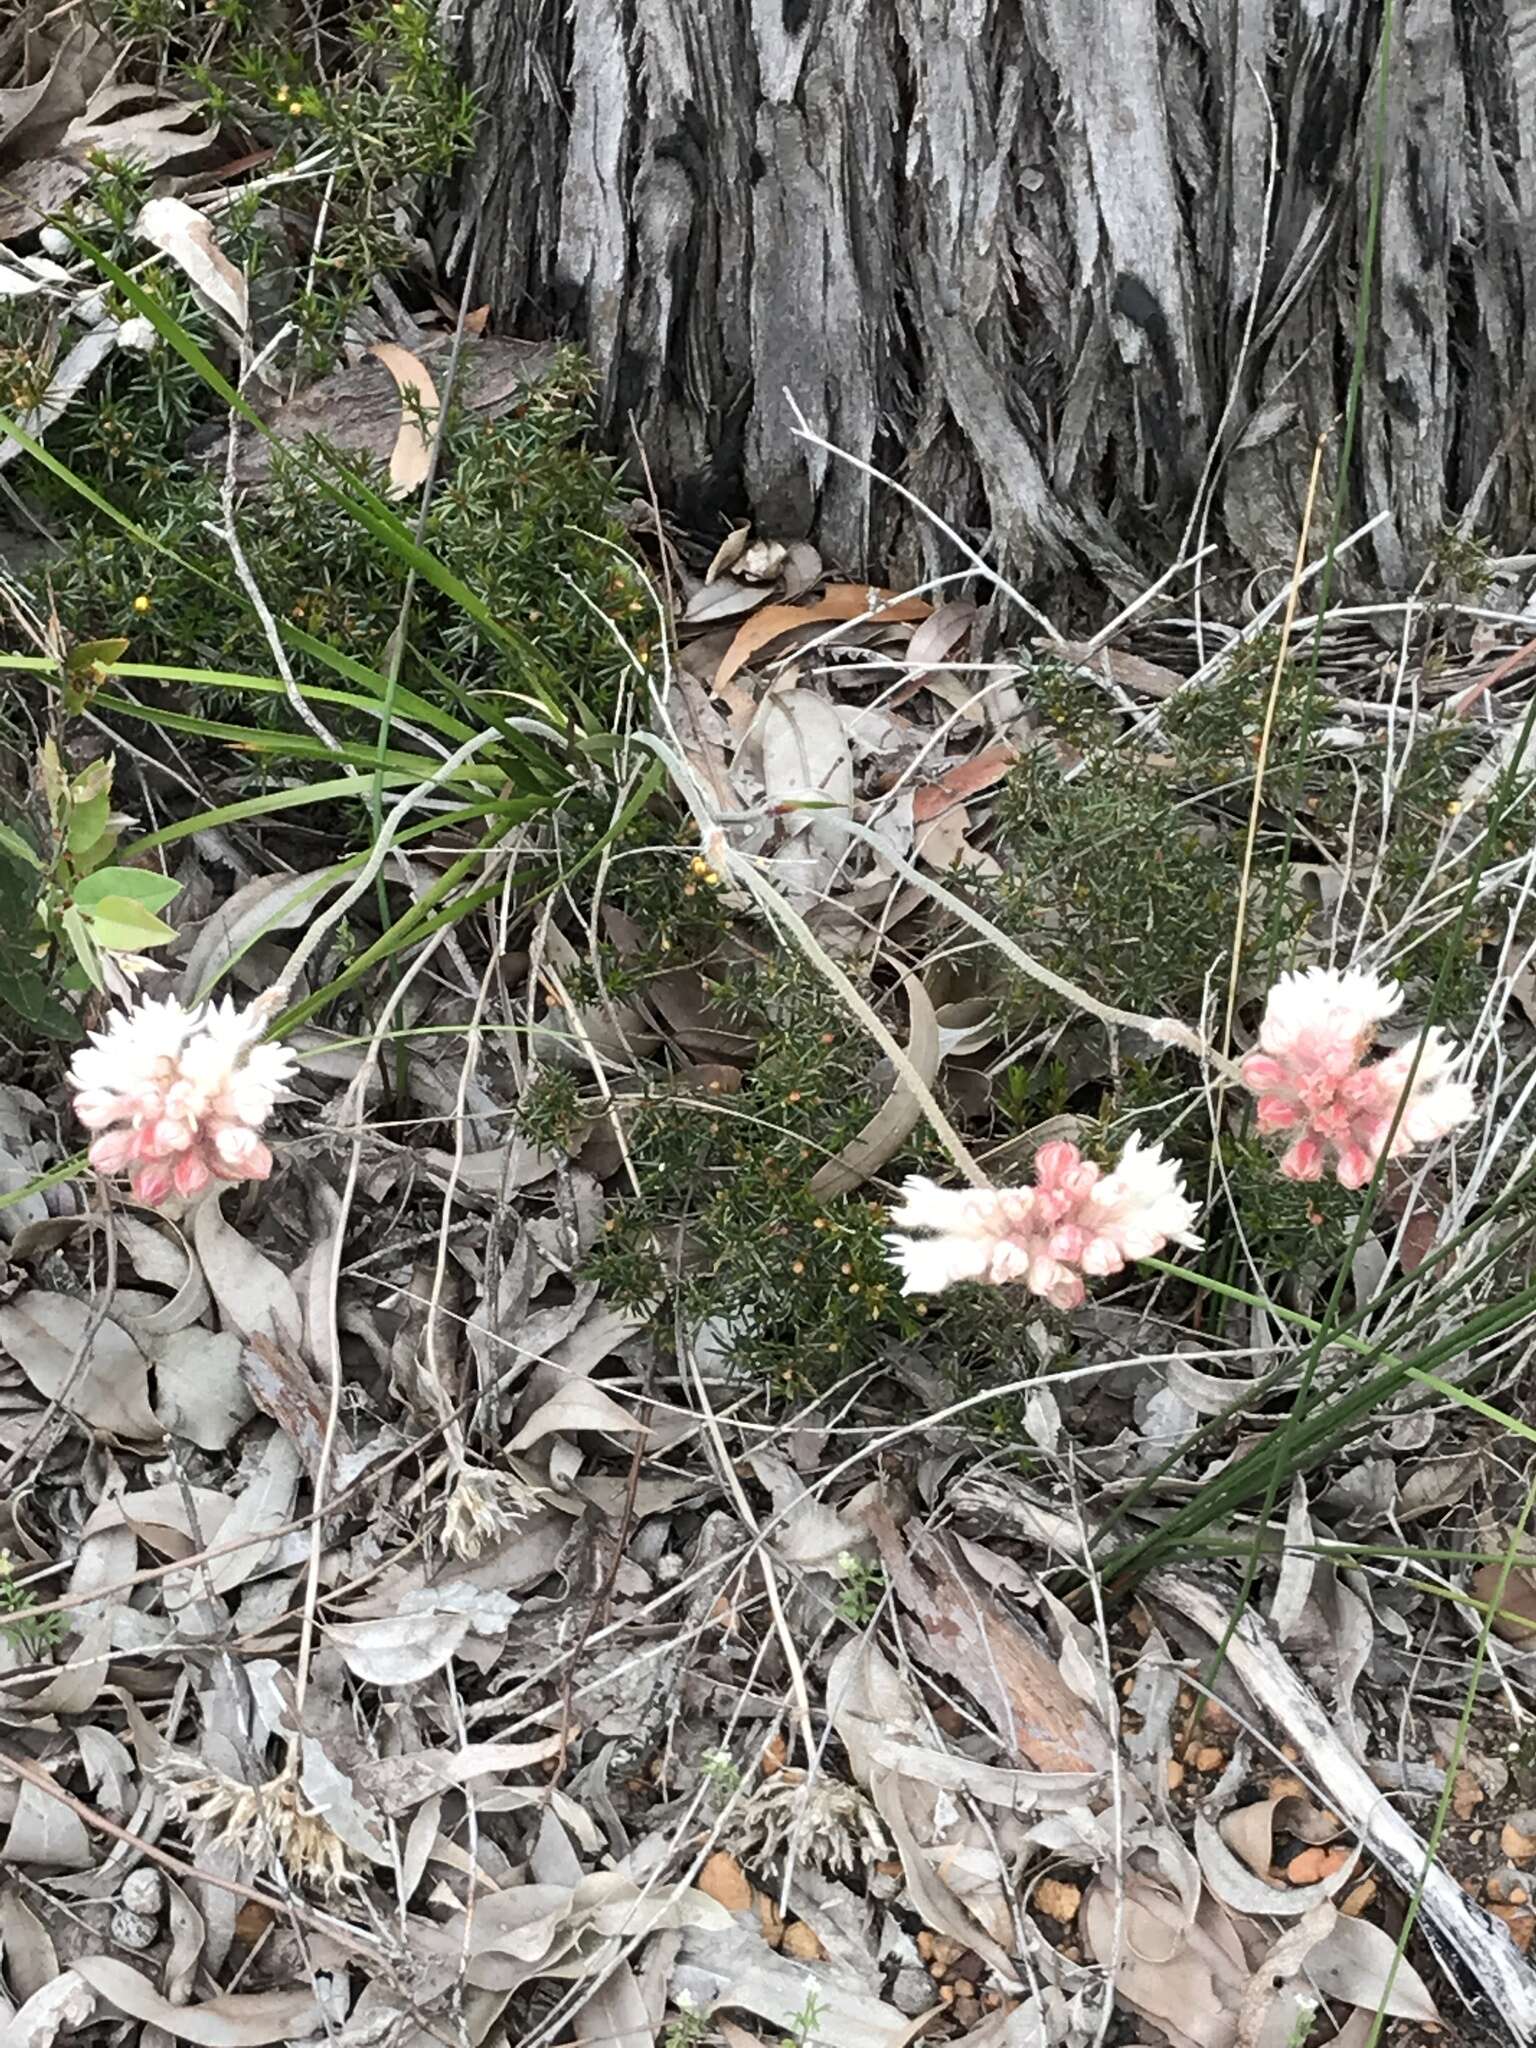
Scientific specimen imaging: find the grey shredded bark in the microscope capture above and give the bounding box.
[447,0,1536,597]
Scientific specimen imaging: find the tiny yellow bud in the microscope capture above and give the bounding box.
[702,869,719,886]
[287,99,305,115]
[1445,799,1462,816]
[132,593,151,613]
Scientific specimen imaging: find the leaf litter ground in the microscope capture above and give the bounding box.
[3,16,1536,2048]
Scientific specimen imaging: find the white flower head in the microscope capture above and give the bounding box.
[70,994,296,1206]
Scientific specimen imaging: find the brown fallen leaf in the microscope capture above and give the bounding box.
[369,341,440,497]
[912,744,1018,822]
[716,585,932,694]
[197,335,555,485]
[697,1850,752,1912]
[1056,639,1186,700]
[1474,1557,1536,1643]
[1082,1872,1249,2048]
[872,1513,1115,1775]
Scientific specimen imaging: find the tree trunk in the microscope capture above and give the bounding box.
[448,0,1536,602]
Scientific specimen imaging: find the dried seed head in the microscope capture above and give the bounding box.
[441,1466,549,1561]
[728,1769,890,1877]
[155,1757,351,1893]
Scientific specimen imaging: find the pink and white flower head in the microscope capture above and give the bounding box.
[70,995,296,1206]
[1241,964,1475,1189]
[885,1133,1201,1312]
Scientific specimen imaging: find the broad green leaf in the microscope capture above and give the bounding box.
[68,790,112,856]
[67,637,130,675]
[61,905,102,987]
[0,822,41,871]
[70,828,121,878]
[77,897,179,952]
[74,867,180,914]
[0,964,77,1038]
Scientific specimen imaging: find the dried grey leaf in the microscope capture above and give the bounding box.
[321,1608,472,1686]
[70,1957,322,2044]
[0,1290,162,1440]
[508,1380,647,1451]
[4,1972,96,2048]
[152,1328,256,1450]
[191,1196,302,1347]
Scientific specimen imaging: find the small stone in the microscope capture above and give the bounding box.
[110,1907,158,1950]
[120,1868,164,1917]
[1193,1746,1226,1773]
[930,1935,965,1970]
[781,1921,824,1961]
[1453,1770,1485,1819]
[938,1983,956,2004]
[1035,1879,1082,1923]
[1514,1887,1530,1907]
[1285,1846,1349,1886]
[760,1731,788,1778]
[952,1979,977,2001]
[1268,1775,1306,1800]
[1281,1743,1300,1762]
[1342,1879,1377,1917]
[698,1851,751,1913]
[915,1930,936,1961]
[1166,1760,1185,1792]
[1502,1821,1536,1863]
[1489,1902,1536,1953]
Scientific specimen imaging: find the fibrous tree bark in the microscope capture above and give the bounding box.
[448,0,1536,599]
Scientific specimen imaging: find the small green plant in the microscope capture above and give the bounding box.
[662,1997,712,2048]
[832,1552,885,1628]
[0,737,180,1035]
[0,1554,63,1658]
[699,1749,743,1805]
[781,1988,826,2048]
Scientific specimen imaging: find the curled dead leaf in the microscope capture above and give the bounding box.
[369,341,441,497]
[716,586,932,695]
[809,975,938,1197]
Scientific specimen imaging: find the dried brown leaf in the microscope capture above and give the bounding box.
[716,587,931,694]
[369,341,440,496]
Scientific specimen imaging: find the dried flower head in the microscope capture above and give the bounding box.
[886,1133,1200,1310]
[441,1465,550,1560]
[70,994,295,1205]
[1241,965,1475,1188]
[727,1769,890,1877]
[155,1757,351,1892]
